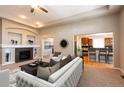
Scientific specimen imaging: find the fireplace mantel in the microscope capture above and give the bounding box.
[0,44,40,48]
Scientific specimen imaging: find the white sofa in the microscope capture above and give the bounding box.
[16,57,83,87]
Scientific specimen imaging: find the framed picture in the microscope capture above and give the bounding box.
[44,41,52,49]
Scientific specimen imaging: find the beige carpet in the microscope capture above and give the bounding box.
[78,63,124,87]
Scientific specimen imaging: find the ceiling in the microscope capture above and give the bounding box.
[0,5,105,28]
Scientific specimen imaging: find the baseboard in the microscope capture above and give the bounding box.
[113,67,124,74]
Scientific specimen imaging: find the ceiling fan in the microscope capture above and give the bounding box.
[30,5,48,13]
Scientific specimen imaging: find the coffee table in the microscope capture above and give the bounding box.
[21,64,37,76]
[20,61,50,76]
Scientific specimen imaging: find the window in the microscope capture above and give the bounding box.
[93,38,104,48]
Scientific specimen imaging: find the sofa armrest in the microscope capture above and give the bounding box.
[0,69,9,87]
[16,71,53,87]
[48,57,80,83]
[53,58,83,87]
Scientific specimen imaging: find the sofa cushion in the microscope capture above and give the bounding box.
[49,59,58,67]
[61,56,67,60]
[60,55,72,68]
[65,55,72,64]
[37,66,51,80]
[50,62,60,74]
[52,53,63,61]
[60,59,65,68]
[37,62,60,81]
[48,57,80,83]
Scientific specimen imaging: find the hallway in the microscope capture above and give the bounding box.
[78,62,124,87]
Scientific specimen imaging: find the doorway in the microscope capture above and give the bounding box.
[74,32,114,66]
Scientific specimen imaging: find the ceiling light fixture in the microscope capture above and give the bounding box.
[30,0,48,14]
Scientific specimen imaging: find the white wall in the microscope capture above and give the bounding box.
[119,8,124,71]
[0,19,2,64]
[39,14,120,68]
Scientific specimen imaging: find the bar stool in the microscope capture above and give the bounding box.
[108,48,113,63]
[98,48,107,63]
[88,48,96,62]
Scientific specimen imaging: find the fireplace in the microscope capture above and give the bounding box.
[15,48,33,62]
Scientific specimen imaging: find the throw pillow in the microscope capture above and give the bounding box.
[61,56,67,60]
[50,62,60,74]
[66,55,72,64]
[37,66,51,80]
[49,59,58,67]
[60,58,67,68]
[60,55,72,68]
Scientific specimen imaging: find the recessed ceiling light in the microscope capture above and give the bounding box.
[37,24,43,27]
[36,24,44,28]
[19,15,26,19]
[35,22,44,28]
[35,22,44,27]
[36,22,41,25]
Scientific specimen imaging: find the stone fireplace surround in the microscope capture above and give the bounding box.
[0,46,40,70]
[15,48,33,63]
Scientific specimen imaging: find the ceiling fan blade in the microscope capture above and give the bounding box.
[30,8,34,13]
[37,6,48,13]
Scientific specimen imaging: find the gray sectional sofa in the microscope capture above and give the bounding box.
[16,57,83,87]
